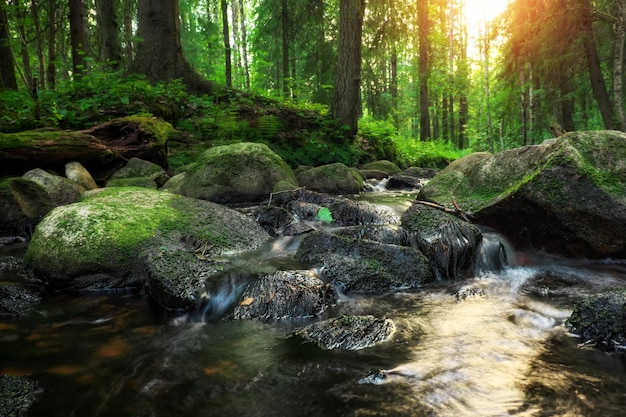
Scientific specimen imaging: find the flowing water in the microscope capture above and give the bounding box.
[2,191,626,417]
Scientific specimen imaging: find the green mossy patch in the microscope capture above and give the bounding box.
[24,187,270,284]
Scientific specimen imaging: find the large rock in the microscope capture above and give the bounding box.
[163,142,298,203]
[106,157,169,188]
[419,131,626,258]
[566,289,626,351]
[296,231,433,292]
[401,204,482,280]
[228,270,336,320]
[65,161,98,190]
[24,187,270,290]
[0,375,43,417]
[296,162,364,194]
[0,177,56,235]
[23,168,83,206]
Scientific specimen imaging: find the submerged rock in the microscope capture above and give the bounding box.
[0,283,41,317]
[24,187,270,291]
[294,315,395,350]
[419,131,626,258]
[229,270,336,320]
[566,289,626,351]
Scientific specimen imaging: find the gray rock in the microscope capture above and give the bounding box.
[65,161,98,190]
[294,315,395,350]
[0,375,43,417]
[0,177,56,235]
[296,163,364,194]
[296,231,433,293]
[229,270,336,320]
[419,131,626,258]
[23,168,83,205]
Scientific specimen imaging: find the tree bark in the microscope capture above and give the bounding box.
[129,0,216,95]
[46,0,57,88]
[578,0,615,130]
[221,0,232,88]
[332,0,365,139]
[281,0,290,99]
[69,0,89,76]
[96,0,122,70]
[614,0,626,131]
[0,0,17,90]
[417,0,431,141]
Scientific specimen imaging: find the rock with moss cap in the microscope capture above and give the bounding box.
[359,160,402,175]
[23,168,83,205]
[419,131,626,258]
[24,187,270,291]
[163,142,298,204]
[296,162,364,194]
[0,177,56,235]
[106,157,169,188]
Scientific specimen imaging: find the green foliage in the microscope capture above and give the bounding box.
[358,118,400,163]
[396,138,472,169]
[0,73,192,132]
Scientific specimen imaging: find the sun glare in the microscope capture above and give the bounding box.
[464,0,510,59]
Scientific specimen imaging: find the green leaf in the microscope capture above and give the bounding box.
[121,96,130,105]
[317,207,333,223]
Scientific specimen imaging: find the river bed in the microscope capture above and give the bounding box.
[1,191,626,417]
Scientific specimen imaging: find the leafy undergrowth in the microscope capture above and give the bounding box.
[0,72,462,170]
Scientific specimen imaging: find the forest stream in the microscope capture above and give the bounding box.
[1,189,626,417]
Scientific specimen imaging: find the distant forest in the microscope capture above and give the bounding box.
[1,0,625,152]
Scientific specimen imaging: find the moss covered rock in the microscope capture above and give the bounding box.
[0,177,56,235]
[163,142,298,203]
[296,162,364,194]
[360,160,402,175]
[23,168,83,206]
[24,187,270,290]
[419,131,626,258]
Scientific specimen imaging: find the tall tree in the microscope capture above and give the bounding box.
[577,0,615,130]
[129,0,216,94]
[417,0,431,140]
[332,0,366,138]
[46,0,58,87]
[613,0,626,130]
[69,0,89,76]
[96,0,122,70]
[221,0,232,88]
[0,0,17,90]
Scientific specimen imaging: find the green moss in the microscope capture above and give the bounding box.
[120,115,174,147]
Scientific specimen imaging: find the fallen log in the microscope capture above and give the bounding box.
[0,116,173,182]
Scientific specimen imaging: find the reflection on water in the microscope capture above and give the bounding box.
[2,193,626,416]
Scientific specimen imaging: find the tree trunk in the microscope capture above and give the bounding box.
[239,0,250,90]
[14,0,34,92]
[46,0,57,87]
[281,0,290,99]
[417,0,431,141]
[69,0,89,76]
[96,0,122,70]
[578,0,615,130]
[0,117,171,180]
[122,0,134,61]
[129,0,216,95]
[332,0,365,139]
[32,0,46,90]
[0,0,17,90]
[221,0,232,88]
[614,0,626,131]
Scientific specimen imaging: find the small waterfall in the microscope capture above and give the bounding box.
[475,231,514,274]
[197,270,252,322]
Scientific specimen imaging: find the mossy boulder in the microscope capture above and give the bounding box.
[24,187,270,290]
[359,160,402,175]
[65,161,98,190]
[23,168,83,206]
[296,231,433,292]
[163,142,298,203]
[106,157,169,188]
[296,162,364,194]
[419,131,626,258]
[0,177,56,235]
